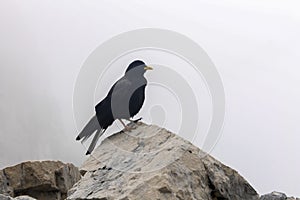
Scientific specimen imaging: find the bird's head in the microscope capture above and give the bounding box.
[125,60,153,76]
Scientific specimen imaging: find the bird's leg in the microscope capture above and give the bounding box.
[118,119,132,132]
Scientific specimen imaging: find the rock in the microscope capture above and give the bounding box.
[260,191,287,200]
[0,161,81,200]
[14,195,37,200]
[0,194,36,200]
[0,194,13,200]
[0,170,13,197]
[260,191,300,200]
[67,122,259,200]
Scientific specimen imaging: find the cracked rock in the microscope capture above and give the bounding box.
[67,122,259,200]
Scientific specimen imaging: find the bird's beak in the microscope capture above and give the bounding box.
[144,66,153,70]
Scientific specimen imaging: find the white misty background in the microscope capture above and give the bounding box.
[0,0,300,197]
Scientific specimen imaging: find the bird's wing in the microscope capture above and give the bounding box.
[108,77,133,103]
[107,77,132,97]
[107,77,135,118]
[95,77,131,113]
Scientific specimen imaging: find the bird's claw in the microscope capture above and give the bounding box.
[132,117,142,123]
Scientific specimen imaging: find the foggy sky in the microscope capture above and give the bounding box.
[0,0,300,197]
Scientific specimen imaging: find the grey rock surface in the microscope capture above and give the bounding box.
[260,191,300,200]
[68,122,259,200]
[14,195,37,200]
[0,161,81,200]
[0,194,36,200]
[0,194,13,200]
[260,191,287,200]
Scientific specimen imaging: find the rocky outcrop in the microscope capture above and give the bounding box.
[67,122,259,200]
[0,161,81,200]
[1,123,298,200]
[260,191,300,200]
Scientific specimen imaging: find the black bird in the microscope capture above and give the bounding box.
[76,60,153,155]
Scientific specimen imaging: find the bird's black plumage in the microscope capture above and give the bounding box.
[76,60,152,155]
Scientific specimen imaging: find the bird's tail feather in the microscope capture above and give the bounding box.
[76,115,100,142]
[76,115,106,155]
[86,129,106,155]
